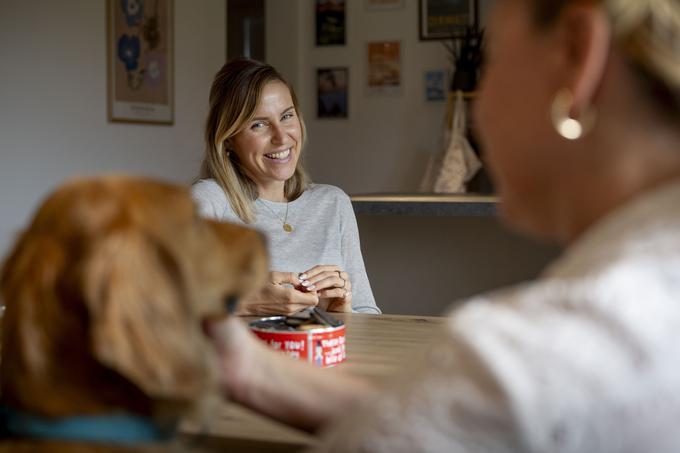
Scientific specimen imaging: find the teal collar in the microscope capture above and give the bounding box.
[0,405,176,445]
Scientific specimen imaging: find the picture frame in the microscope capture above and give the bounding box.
[419,0,478,40]
[317,67,349,119]
[316,0,346,46]
[425,70,447,101]
[107,0,174,124]
[366,41,402,95]
[365,0,405,11]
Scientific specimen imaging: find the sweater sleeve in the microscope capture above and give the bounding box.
[338,192,381,314]
[190,179,227,220]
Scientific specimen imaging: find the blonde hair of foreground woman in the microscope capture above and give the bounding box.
[198,59,310,223]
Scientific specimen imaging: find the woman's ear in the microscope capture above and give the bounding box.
[82,229,214,403]
[555,3,612,116]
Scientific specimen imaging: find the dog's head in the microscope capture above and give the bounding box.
[0,176,268,419]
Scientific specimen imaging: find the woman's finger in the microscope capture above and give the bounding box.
[303,270,348,291]
[299,265,340,280]
[284,287,320,305]
[270,271,301,286]
[238,282,319,316]
[302,274,339,292]
[318,288,351,300]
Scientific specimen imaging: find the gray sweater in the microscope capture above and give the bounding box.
[191,179,380,314]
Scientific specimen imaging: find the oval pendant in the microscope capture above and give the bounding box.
[283,223,293,233]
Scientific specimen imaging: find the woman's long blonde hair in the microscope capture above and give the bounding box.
[530,0,680,119]
[198,58,310,223]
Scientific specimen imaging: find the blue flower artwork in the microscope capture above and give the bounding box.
[121,0,145,26]
[117,34,141,71]
[108,0,172,123]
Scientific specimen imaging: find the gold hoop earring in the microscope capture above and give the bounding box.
[550,88,596,140]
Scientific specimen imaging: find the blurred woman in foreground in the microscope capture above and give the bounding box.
[208,0,680,450]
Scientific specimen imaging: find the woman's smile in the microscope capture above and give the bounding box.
[264,148,292,162]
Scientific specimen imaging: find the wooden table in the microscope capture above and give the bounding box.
[181,312,448,452]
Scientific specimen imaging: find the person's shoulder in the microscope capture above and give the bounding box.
[191,178,227,202]
[305,183,350,202]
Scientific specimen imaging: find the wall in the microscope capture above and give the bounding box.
[266,0,560,315]
[0,0,225,256]
[268,0,493,193]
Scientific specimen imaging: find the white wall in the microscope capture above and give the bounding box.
[0,0,225,256]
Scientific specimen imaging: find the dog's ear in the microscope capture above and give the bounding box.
[1,231,66,389]
[82,228,214,403]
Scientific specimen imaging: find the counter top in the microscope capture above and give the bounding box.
[350,193,498,216]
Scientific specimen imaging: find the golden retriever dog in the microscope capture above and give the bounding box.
[0,176,268,452]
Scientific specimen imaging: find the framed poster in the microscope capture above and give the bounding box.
[419,0,477,40]
[107,0,174,124]
[365,0,404,11]
[367,41,401,95]
[316,0,346,46]
[425,70,447,101]
[317,67,349,119]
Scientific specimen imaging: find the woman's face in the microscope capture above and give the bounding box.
[475,0,564,237]
[230,81,302,193]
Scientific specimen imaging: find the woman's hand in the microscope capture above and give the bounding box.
[299,265,352,313]
[237,271,319,316]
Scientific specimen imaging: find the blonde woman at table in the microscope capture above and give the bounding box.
[192,58,379,316]
[206,0,680,451]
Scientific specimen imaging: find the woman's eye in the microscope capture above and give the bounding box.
[282,112,294,121]
[251,121,266,130]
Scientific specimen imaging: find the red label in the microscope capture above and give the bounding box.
[310,330,346,367]
[251,326,346,367]
[251,331,309,360]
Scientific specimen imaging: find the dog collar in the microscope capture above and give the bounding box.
[0,405,176,444]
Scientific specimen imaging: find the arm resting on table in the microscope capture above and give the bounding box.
[207,317,374,433]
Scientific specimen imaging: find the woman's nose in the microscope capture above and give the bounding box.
[270,123,285,145]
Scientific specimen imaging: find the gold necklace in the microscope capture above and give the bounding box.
[258,199,294,233]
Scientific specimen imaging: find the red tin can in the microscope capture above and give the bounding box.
[249,316,346,367]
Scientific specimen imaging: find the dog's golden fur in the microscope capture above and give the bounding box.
[0,176,268,452]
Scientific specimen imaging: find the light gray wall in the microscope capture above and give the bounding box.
[0,0,226,257]
[266,0,559,315]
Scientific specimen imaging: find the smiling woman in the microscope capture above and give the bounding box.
[192,58,380,316]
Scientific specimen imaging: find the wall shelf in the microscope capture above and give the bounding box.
[351,193,498,217]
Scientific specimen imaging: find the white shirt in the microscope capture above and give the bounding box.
[316,180,680,452]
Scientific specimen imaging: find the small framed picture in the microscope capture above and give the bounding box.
[366,41,402,95]
[317,67,349,119]
[316,0,346,46]
[425,70,447,101]
[365,0,405,11]
[107,0,174,124]
[419,0,478,40]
